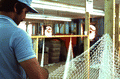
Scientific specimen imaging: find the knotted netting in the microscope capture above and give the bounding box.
[48,34,120,79]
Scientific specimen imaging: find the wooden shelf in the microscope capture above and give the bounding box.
[31,35,88,38]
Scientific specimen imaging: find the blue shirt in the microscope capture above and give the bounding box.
[0,15,36,79]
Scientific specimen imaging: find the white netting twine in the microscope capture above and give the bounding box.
[48,34,120,79]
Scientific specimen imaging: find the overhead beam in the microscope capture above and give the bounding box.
[32,1,104,16]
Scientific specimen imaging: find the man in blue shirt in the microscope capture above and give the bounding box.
[0,0,48,79]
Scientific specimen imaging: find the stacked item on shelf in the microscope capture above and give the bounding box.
[46,39,61,63]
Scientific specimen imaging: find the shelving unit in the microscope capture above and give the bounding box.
[31,35,88,60]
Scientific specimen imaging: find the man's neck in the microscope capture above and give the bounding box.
[0,11,15,20]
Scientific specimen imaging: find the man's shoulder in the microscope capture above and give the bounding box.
[0,19,16,28]
[12,28,29,39]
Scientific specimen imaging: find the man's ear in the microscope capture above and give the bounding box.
[14,3,17,13]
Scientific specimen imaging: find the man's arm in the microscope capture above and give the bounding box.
[20,58,49,79]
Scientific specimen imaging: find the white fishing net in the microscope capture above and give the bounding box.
[48,34,120,79]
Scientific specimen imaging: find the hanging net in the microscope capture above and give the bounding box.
[48,34,120,79]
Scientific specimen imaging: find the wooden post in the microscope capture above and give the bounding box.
[104,0,115,39]
[115,4,120,70]
[116,4,120,77]
[32,38,38,60]
[104,0,115,78]
[84,12,90,79]
[33,38,39,60]
[115,4,119,51]
[36,38,39,60]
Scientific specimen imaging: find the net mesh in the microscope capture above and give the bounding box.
[48,34,120,79]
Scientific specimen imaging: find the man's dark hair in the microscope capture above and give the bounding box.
[0,0,27,14]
